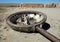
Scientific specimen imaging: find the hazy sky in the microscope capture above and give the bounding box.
[0,0,60,4]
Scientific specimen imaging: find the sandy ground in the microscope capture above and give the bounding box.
[0,7,60,42]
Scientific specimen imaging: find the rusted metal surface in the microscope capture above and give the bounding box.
[6,11,47,32]
[35,26,60,42]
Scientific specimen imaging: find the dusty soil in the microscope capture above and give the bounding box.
[0,7,60,42]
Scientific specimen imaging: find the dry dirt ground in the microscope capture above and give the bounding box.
[0,7,60,42]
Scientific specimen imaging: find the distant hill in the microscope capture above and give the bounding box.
[0,3,60,8]
[0,3,20,7]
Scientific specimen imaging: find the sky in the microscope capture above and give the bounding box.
[0,0,60,4]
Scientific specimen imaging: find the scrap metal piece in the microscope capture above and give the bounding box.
[6,11,46,32]
[35,26,60,42]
